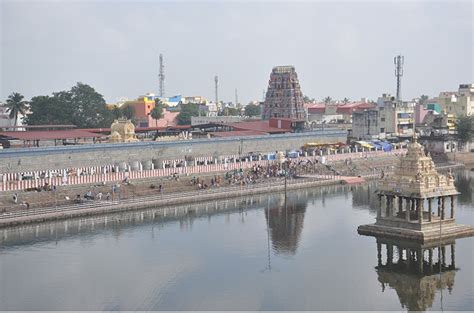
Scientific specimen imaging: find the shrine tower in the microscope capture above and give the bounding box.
[262,66,306,120]
[358,134,474,242]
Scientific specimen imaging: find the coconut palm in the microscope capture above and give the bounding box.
[323,96,332,105]
[150,105,164,127]
[5,92,28,127]
[342,97,350,104]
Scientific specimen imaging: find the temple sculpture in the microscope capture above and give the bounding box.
[358,134,474,242]
[109,119,139,143]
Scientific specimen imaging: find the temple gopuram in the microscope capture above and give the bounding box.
[358,135,474,242]
[262,66,306,120]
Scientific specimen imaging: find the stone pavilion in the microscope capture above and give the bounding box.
[358,134,474,242]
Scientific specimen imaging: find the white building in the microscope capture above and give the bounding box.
[377,93,415,137]
[437,84,474,117]
[0,103,26,130]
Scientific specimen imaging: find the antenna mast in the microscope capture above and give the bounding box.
[214,75,219,109]
[159,53,165,97]
[394,54,404,104]
[235,88,238,108]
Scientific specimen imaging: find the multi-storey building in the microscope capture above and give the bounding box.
[377,93,415,136]
[262,66,306,120]
[437,84,474,116]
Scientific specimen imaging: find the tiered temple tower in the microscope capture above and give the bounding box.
[262,66,306,120]
[358,134,474,242]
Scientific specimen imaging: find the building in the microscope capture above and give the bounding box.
[437,84,474,117]
[0,102,26,130]
[181,96,208,105]
[120,94,178,128]
[377,94,415,137]
[351,109,379,139]
[262,66,306,120]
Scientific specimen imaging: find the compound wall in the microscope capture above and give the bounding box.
[0,131,346,173]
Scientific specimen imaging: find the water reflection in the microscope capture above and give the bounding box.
[264,194,307,255]
[454,170,473,204]
[373,236,457,312]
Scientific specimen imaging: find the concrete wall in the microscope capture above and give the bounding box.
[0,130,346,173]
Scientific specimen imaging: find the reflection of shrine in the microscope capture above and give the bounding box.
[359,135,474,242]
[374,237,457,312]
[265,195,307,255]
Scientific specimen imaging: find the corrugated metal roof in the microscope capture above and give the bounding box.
[0,130,105,140]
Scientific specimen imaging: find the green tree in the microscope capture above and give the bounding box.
[150,104,164,127]
[455,115,474,148]
[177,103,200,125]
[219,107,241,116]
[342,97,350,104]
[121,105,135,120]
[323,96,332,105]
[5,92,28,127]
[244,104,261,117]
[25,82,112,128]
[69,82,112,128]
[419,94,429,105]
[111,106,123,120]
[26,94,74,125]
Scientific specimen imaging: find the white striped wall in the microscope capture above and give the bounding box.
[0,149,406,192]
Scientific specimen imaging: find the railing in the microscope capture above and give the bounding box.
[0,176,341,221]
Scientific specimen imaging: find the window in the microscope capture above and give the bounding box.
[380,128,385,133]
[381,118,385,122]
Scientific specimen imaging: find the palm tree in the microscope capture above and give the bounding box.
[342,97,350,104]
[5,92,28,127]
[150,105,164,127]
[323,96,332,105]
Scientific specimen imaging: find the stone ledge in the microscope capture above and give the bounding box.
[358,223,474,243]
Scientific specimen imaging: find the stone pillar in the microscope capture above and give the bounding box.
[386,196,391,217]
[417,248,424,274]
[450,195,455,219]
[411,199,415,211]
[405,198,410,221]
[387,244,393,266]
[377,195,382,218]
[451,244,455,268]
[428,249,433,271]
[437,197,441,216]
[397,246,403,263]
[398,196,403,214]
[377,242,382,266]
[441,246,446,267]
[406,248,411,270]
[428,198,432,222]
[441,197,445,220]
[418,199,423,225]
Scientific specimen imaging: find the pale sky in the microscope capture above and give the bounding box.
[1,0,473,105]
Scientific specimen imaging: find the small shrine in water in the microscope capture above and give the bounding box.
[358,134,474,242]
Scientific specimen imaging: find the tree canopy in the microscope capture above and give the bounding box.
[219,107,241,116]
[455,115,474,146]
[244,104,261,117]
[5,92,28,126]
[177,103,201,125]
[150,102,164,126]
[25,82,113,128]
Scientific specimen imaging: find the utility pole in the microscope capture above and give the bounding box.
[394,54,404,104]
[159,53,165,97]
[214,75,219,110]
[235,88,239,108]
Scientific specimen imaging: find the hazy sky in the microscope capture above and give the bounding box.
[1,0,472,104]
